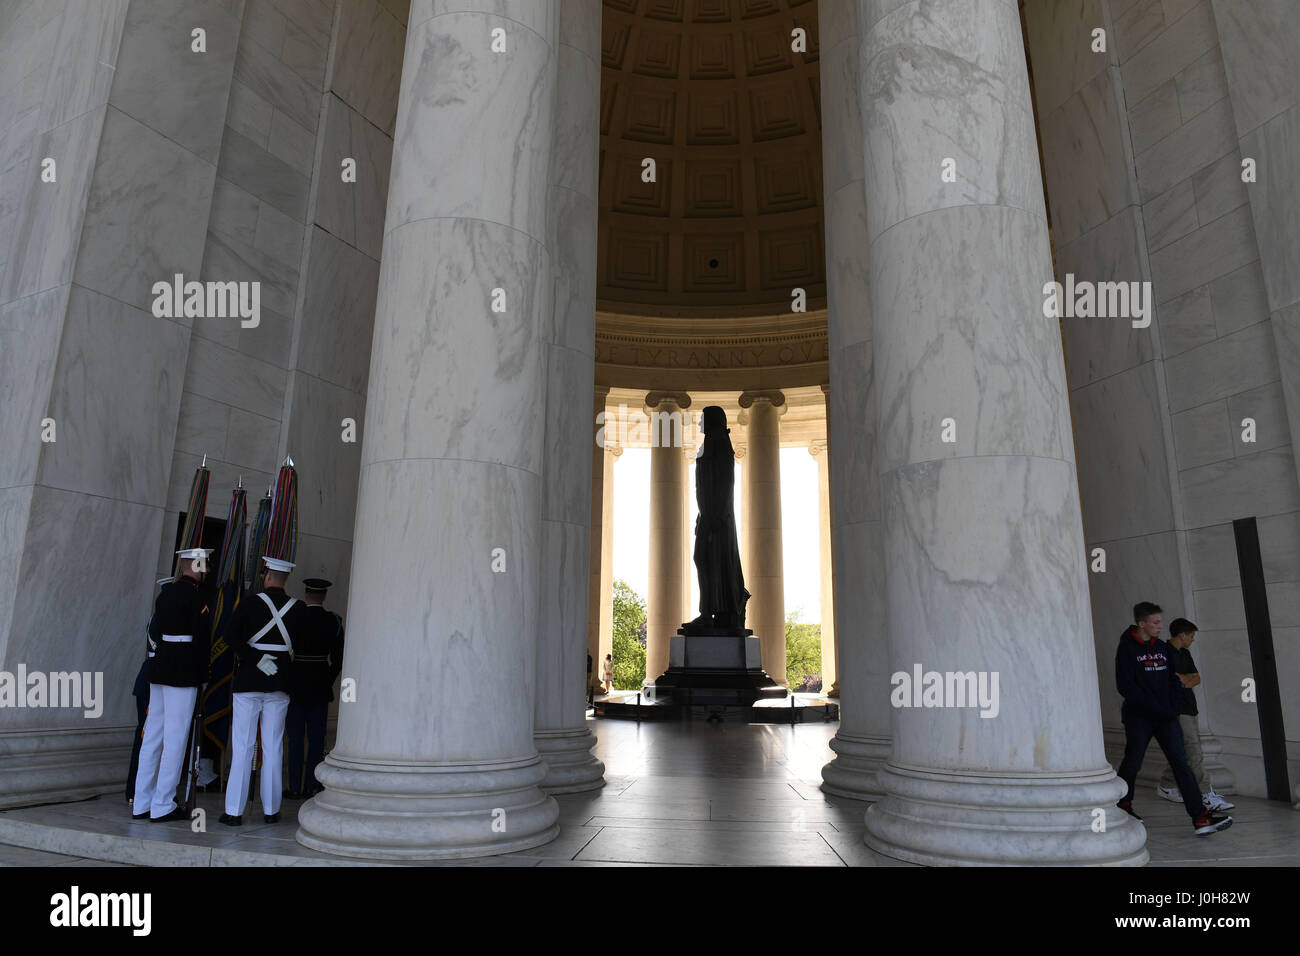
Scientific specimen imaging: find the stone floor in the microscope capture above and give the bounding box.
[1,718,1297,866]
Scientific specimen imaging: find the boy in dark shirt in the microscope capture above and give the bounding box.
[1155,618,1234,812]
[1114,602,1232,835]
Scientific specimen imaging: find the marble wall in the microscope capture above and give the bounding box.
[1027,0,1300,797]
[1024,0,1190,760]
[1209,0,1300,796]
[159,0,406,623]
[1118,0,1300,796]
[0,0,240,806]
[0,0,407,808]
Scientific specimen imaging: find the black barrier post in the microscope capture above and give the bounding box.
[1233,517,1293,801]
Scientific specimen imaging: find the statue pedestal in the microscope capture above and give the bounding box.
[651,630,787,706]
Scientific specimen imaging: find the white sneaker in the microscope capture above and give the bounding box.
[1204,790,1235,811]
[1155,785,1182,803]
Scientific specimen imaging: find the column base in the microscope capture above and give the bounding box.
[864,763,1149,866]
[296,752,559,860]
[821,732,890,801]
[826,680,840,698]
[0,727,133,809]
[1199,733,1237,794]
[535,728,605,794]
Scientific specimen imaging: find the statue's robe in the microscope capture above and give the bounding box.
[692,440,749,626]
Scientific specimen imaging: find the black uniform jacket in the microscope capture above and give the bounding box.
[148,576,211,688]
[287,605,345,705]
[229,587,304,694]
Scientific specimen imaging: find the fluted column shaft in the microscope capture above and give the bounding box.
[682,444,696,620]
[533,0,604,794]
[818,0,893,800]
[297,1,562,860]
[740,391,786,683]
[809,440,837,693]
[599,445,620,668]
[646,392,690,683]
[855,0,1145,864]
[588,387,613,691]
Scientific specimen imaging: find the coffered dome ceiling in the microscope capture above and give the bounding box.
[597,0,826,320]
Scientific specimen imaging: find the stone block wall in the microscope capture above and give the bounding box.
[158,0,408,626]
[0,0,243,805]
[0,0,407,807]
[1026,0,1300,796]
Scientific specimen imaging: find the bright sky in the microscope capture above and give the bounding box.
[610,446,823,624]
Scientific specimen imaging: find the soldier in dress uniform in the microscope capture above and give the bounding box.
[132,554,211,822]
[126,577,170,807]
[220,555,304,826]
[284,577,345,799]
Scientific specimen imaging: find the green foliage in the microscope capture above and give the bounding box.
[605,589,823,692]
[785,609,822,691]
[611,578,647,690]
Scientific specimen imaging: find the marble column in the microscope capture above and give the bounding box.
[587,387,612,694]
[739,390,786,683]
[820,0,891,801]
[854,0,1145,863]
[734,441,747,559]
[533,0,604,795]
[682,443,697,620]
[818,384,843,699]
[297,0,562,859]
[645,391,690,684]
[809,440,837,694]
[598,444,621,677]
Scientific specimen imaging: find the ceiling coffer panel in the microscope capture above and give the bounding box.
[599,0,826,317]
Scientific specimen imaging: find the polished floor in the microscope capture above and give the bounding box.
[1,718,1297,866]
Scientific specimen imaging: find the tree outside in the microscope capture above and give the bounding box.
[785,609,822,692]
[608,587,822,692]
[611,578,647,690]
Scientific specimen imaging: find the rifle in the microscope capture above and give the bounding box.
[180,686,204,814]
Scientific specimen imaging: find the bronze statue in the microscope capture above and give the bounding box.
[683,406,750,632]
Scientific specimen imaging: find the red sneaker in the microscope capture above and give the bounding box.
[1193,812,1232,835]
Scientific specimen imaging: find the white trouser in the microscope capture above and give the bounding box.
[132,684,198,819]
[225,690,290,817]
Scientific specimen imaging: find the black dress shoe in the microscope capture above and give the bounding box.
[131,811,150,821]
[218,813,243,827]
[263,812,281,824]
[151,807,188,823]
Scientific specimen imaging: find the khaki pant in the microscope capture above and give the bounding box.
[1160,714,1208,792]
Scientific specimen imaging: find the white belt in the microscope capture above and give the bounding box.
[161,634,193,643]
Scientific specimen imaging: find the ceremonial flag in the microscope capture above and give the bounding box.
[266,456,299,563]
[247,487,272,593]
[171,457,211,810]
[173,456,211,578]
[202,481,247,757]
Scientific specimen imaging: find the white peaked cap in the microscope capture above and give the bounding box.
[263,556,296,572]
[175,548,213,559]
